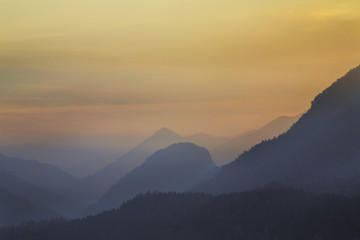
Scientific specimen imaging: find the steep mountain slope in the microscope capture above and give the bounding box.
[0,187,58,227]
[80,128,225,203]
[211,115,300,165]
[197,66,360,195]
[0,169,80,217]
[93,143,216,213]
[4,189,360,240]
[80,128,183,203]
[0,153,79,202]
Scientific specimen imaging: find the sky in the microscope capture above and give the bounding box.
[1,0,360,146]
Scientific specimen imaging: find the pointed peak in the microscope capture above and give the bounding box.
[152,127,181,138]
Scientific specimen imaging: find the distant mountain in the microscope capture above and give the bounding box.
[80,128,226,203]
[4,189,360,240]
[0,153,80,203]
[92,143,216,213]
[0,169,80,217]
[80,128,183,203]
[196,66,360,195]
[211,115,300,165]
[0,135,144,178]
[0,186,58,227]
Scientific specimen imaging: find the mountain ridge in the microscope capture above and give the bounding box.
[0,186,59,227]
[0,153,83,207]
[91,142,216,213]
[211,114,300,165]
[0,169,80,218]
[195,65,360,195]
[79,128,227,203]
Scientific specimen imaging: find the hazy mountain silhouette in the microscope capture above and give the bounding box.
[80,128,225,203]
[196,66,360,195]
[0,187,58,227]
[0,135,145,178]
[0,153,79,201]
[211,115,300,165]
[0,129,225,207]
[91,143,216,213]
[0,169,80,217]
[79,128,183,203]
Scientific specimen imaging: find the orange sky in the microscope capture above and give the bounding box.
[1,0,360,144]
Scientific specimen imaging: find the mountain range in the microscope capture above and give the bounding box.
[92,143,216,213]
[211,115,300,165]
[195,65,360,195]
[1,65,360,234]
[0,153,79,200]
[0,169,80,217]
[2,65,360,229]
[0,130,226,207]
[0,116,298,207]
[79,128,227,203]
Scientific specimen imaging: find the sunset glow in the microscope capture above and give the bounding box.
[1,0,360,142]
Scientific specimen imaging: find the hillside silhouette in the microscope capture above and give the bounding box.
[80,128,226,203]
[196,66,360,195]
[211,115,300,165]
[0,153,78,199]
[0,169,81,218]
[0,187,58,227]
[92,143,216,213]
[3,188,360,240]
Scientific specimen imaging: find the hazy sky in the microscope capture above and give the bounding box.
[1,0,360,145]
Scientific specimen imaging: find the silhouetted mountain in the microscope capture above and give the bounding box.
[4,188,360,240]
[0,153,80,202]
[211,115,300,165]
[80,128,225,203]
[0,186,58,227]
[92,143,216,213]
[80,128,183,203]
[0,135,144,178]
[0,169,80,217]
[196,66,360,195]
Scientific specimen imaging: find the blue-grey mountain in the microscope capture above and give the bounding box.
[0,153,79,200]
[196,66,360,195]
[0,169,80,218]
[93,143,216,213]
[0,186,58,227]
[211,115,300,165]
[81,129,225,203]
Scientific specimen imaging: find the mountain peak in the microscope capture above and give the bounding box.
[95,142,216,212]
[152,127,181,138]
[164,142,207,152]
[196,65,360,195]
